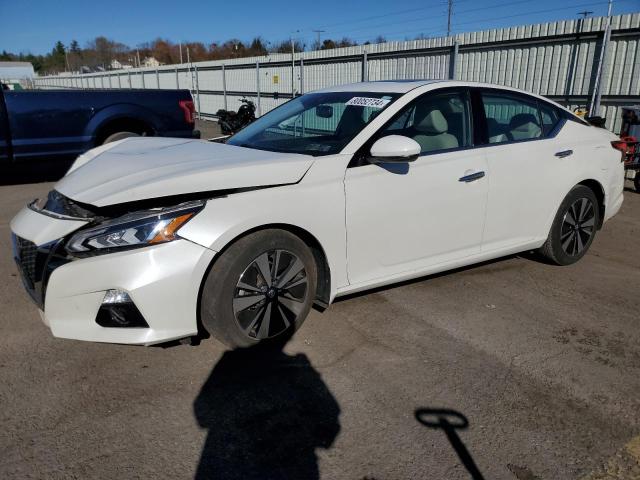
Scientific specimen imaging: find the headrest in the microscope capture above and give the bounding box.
[415,109,448,134]
[509,113,539,130]
[486,118,499,129]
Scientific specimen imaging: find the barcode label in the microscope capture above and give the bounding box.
[345,97,391,108]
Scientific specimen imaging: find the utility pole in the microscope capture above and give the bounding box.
[589,0,613,116]
[577,10,593,19]
[447,0,453,37]
[312,29,325,49]
[179,42,183,64]
[290,30,300,97]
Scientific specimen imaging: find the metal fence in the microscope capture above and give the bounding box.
[34,13,640,133]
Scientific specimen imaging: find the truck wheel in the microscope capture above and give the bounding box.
[634,173,640,193]
[200,229,317,348]
[103,131,140,144]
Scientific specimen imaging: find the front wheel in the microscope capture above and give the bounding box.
[200,230,317,348]
[538,185,600,265]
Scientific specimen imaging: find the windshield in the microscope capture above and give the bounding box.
[227,91,400,156]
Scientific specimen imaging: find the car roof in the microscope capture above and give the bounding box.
[315,80,445,94]
[314,80,583,120]
[315,79,548,98]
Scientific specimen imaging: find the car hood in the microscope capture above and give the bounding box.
[55,137,314,207]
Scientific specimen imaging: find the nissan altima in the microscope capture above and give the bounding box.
[10,80,625,347]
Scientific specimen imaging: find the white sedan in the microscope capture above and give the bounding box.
[10,80,625,347]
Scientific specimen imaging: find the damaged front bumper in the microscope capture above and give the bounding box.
[10,205,216,345]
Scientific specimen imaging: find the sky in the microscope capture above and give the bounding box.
[1,0,638,55]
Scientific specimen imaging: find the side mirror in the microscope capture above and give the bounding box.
[369,135,421,164]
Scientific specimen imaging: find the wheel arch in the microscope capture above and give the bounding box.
[94,116,155,145]
[197,223,333,317]
[577,179,605,229]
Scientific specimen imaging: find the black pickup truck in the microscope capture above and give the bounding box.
[0,87,199,164]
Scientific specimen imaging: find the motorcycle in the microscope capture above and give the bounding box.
[216,97,256,135]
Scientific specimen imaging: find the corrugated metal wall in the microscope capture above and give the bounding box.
[34,13,640,133]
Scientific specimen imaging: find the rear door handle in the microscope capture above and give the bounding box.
[555,150,573,158]
[459,171,485,183]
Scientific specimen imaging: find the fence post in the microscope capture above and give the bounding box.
[362,51,368,82]
[300,58,304,94]
[256,60,261,117]
[118,73,122,88]
[175,66,179,89]
[141,69,146,89]
[156,68,160,89]
[589,19,612,117]
[449,40,459,80]
[222,64,228,111]
[194,64,201,120]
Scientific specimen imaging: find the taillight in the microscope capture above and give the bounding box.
[179,100,195,124]
[611,140,628,163]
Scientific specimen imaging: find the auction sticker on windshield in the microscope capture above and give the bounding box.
[345,97,391,108]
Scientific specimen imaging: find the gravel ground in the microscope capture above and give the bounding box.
[1,177,639,480]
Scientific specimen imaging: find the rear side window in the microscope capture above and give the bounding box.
[481,93,542,144]
[539,102,561,135]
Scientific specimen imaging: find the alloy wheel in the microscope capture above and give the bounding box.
[560,197,596,256]
[232,249,308,340]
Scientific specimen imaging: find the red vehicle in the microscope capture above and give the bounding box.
[619,106,640,192]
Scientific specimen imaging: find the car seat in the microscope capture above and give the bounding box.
[412,108,459,152]
[508,113,541,141]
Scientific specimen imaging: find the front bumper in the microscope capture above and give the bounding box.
[11,206,216,345]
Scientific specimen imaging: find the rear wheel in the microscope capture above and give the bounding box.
[200,229,317,348]
[538,185,600,265]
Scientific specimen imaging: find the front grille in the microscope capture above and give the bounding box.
[14,236,38,288]
[12,234,69,308]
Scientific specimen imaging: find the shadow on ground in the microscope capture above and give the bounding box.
[415,408,485,480]
[193,336,340,480]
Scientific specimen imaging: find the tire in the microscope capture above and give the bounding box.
[102,131,140,144]
[634,173,640,193]
[200,229,317,348]
[538,185,600,265]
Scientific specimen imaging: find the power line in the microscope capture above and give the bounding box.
[343,0,630,44]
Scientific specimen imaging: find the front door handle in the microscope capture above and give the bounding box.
[459,171,485,183]
[555,149,573,158]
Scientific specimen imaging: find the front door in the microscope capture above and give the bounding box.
[344,89,489,285]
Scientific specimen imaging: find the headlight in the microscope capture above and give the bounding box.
[66,200,204,255]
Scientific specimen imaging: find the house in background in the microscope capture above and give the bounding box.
[0,61,35,84]
[110,59,134,70]
[141,56,162,68]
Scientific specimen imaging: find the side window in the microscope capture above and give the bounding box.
[481,93,542,144]
[539,102,561,136]
[378,91,471,154]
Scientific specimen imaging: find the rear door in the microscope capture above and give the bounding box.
[476,88,571,252]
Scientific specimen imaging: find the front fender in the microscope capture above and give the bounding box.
[177,167,349,301]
